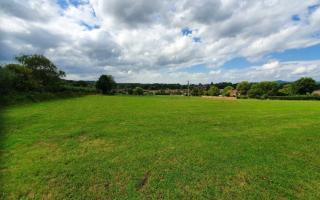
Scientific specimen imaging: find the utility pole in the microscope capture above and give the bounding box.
[187,81,190,96]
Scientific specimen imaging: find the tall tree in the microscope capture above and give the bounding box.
[5,64,37,91]
[96,75,116,94]
[16,54,65,88]
[278,84,295,96]
[0,66,16,95]
[294,77,317,95]
[248,81,279,98]
[236,81,250,96]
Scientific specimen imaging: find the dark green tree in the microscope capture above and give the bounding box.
[96,75,116,94]
[248,84,264,98]
[248,82,279,98]
[222,86,234,96]
[191,87,203,96]
[236,81,250,96]
[278,84,295,96]
[294,77,317,95]
[15,54,65,90]
[207,86,220,96]
[133,87,144,95]
[0,66,17,95]
[5,64,37,91]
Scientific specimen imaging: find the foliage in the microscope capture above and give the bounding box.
[127,88,134,95]
[278,84,295,96]
[248,84,264,98]
[5,64,38,91]
[191,87,204,96]
[213,82,236,89]
[222,86,234,96]
[95,75,116,94]
[0,66,16,95]
[294,77,317,95]
[207,86,220,96]
[15,54,65,90]
[133,87,144,95]
[236,81,250,96]
[248,82,279,98]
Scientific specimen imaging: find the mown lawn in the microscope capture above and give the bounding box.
[1,95,320,199]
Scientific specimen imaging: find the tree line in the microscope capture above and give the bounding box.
[1,54,319,103]
[96,75,319,98]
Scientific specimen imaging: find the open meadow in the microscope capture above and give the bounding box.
[1,95,320,199]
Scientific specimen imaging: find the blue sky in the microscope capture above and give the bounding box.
[57,0,88,8]
[181,44,320,73]
[1,0,320,83]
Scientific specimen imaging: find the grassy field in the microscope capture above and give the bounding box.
[1,95,320,199]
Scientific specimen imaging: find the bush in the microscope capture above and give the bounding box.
[133,87,144,95]
[222,86,234,96]
[248,82,279,98]
[278,84,295,96]
[236,81,250,96]
[207,86,220,96]
[0,67,16,95]
[191,87,203,96]
[0,91,93,106]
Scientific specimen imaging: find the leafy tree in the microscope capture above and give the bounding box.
[236,81,250,96]
[5,64,37,91]
[96,75,116,94]
[278,84,295,96]
[133,87,144,95]
[294,77,317,95]
[15,54,65,89]
[248,81,279,98]
[222,86,234,96]
[260,81,279,96]
[0,67,16,95]
[127,88,133,95]
[191,87,203,96]
[207,86,220,96]
[214,82,235,89]
[248,84,264,98]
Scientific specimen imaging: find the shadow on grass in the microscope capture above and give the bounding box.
[1,91,96,107]
[0,104,6,197]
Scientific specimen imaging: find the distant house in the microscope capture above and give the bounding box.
[313,90,320,96]
[229,89,238,97]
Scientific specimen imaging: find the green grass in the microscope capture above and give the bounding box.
[1,95,320,199]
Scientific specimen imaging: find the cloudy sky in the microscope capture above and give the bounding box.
[1,0,320,83]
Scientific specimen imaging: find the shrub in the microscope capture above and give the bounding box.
[133,87,144,95]
[236,81,250,96]
[191,87,204,96]
[0,67,16,95]
[222,86,234,96]
[15,54,65,90]
[207,86,220,96]
[278,84,295,96]
[248,82,279,98]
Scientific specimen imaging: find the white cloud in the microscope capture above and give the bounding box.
[1,0,320,83]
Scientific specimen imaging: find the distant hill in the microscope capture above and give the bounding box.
[275,80,290,84]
